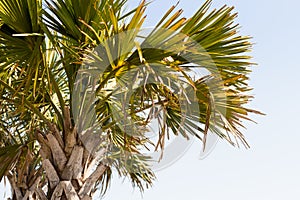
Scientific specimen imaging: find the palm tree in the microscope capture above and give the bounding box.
[0,0,262,199]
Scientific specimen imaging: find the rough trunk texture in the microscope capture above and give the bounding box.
[8,107,108,200]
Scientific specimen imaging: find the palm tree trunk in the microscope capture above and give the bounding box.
[8,107,108,200]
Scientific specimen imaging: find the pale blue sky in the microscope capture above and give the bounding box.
[2,0,300,199]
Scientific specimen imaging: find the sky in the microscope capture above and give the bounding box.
[1,0,300,199]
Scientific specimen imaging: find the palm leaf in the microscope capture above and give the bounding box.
[0,144,23,182]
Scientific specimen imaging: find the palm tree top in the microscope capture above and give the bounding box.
[0,0,263,199]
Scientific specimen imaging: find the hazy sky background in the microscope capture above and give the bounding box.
[1,0,300,199]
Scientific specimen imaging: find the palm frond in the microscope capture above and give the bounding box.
[0,144,23,181]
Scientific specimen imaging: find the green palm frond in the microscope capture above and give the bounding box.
[0,0,41,33]
[0,0,43,60]
[119,0,263,148]
[0,144,23,182]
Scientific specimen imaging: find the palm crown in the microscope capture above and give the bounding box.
[0,0,262,199]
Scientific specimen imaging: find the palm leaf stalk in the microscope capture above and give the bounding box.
[0,0,263,199]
